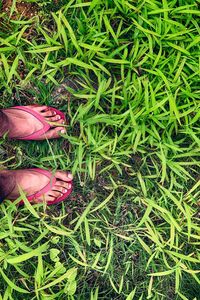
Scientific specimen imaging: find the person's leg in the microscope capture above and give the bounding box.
[0,170,15,203]
[0,111,15,202]
[0,112,15,202]
[0,110,9,137]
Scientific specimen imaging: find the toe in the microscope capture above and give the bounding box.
[55,171,73,182]
[41,110,56,117]
[44,195,57,202]
[48,190,63,198]
[38,127,66,139]
[51,119,66,125]
[53,183,71,192]
[52,186,65,193]
[32,194,56,203]
[55,180,72,188]
[31,105,49,112]
[46,115,61,122]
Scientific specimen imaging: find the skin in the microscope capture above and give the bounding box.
[2,105,67,139]
[1,169,73,203]
[0,105,72,203]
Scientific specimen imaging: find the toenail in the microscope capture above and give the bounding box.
[60,193,63,196]
[68,173,73,179]
[68,183,71,188]
[61,129,66,134]
[58,116,61,120]
[62,120,65,124]
[64,189,68,193]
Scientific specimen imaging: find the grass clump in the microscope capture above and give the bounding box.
[0,0,200,299]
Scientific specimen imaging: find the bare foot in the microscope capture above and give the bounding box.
[4,169,73,203]
[3,105,66,139]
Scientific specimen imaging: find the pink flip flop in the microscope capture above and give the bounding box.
[18,168,73,206]
[10,105,66,140]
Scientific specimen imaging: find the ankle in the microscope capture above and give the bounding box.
[0,170,16,200]
[0,110,9,137]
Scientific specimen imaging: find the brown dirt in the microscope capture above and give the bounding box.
[2,0,38,18]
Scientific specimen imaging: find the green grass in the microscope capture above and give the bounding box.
[0,0,200,299]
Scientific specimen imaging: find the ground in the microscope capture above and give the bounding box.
[0,0,200,299]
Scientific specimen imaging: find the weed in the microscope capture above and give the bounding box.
[0,0,199,299]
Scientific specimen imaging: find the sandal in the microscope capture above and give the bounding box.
[9,105,66,140]
[18,168,72,206]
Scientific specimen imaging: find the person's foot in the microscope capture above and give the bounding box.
[3,169,73,203]
[2,105,66,139]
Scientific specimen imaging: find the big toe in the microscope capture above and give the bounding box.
[39,127,67,139]
[55,171,73,182]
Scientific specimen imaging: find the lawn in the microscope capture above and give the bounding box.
[0,0,200,299]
